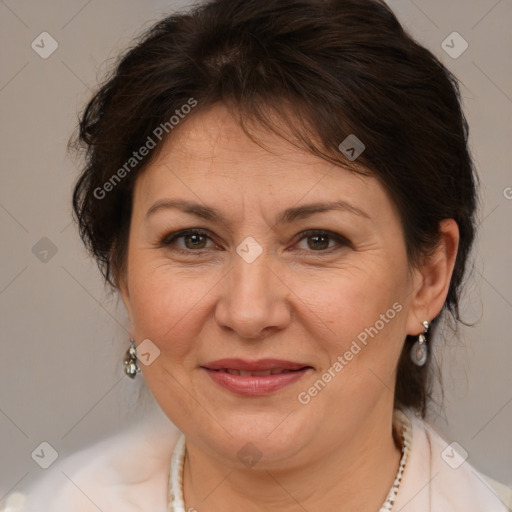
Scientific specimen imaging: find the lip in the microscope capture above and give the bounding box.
[202,358,309,372]
[201,358,313,396]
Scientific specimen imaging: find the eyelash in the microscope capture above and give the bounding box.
[159,228,351,255]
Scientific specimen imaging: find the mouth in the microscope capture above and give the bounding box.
[200,359,313,396]
[207,368,307,376]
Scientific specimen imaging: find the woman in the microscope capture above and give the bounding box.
[3,0,510,510]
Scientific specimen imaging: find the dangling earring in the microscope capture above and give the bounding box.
[410,320,430,366]
[124,338,141,378]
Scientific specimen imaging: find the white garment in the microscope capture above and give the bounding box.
[1,409,510,512]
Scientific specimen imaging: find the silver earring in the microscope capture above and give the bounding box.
[124,338,141,378]
[410,320,429,366]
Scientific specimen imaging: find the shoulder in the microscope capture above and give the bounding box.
[1,414,181,512]
[395,409,511,512]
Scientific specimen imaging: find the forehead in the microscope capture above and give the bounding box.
[133,103,390,222]
[156,104,336,173]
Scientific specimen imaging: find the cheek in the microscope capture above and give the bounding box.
[126,237,409,369]
[297,259,408,380]
[300,262,404,335]
[126,257,213,353]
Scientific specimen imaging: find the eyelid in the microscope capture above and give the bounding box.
[292,229,352,251]
[158,228,351,253]
[159,228,215,248]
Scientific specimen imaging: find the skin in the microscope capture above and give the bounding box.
[120,103,459,511]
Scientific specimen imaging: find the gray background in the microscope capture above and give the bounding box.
[1,0,511,499]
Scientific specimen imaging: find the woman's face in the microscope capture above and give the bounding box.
[121,103,427,468]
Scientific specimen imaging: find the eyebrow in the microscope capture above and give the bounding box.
[145,199,370,224]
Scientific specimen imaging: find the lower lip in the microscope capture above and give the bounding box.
[202,368,310,396]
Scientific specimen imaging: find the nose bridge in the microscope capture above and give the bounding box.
[214,249,290,339]
[232,252,271,302]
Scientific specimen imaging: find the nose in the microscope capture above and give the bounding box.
[214,252,291,340]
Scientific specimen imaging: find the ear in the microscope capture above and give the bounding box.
[405,219,460,335]
[118,274,135,331]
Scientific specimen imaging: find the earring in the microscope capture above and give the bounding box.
[124,338,141,378]
[410,320,430,366]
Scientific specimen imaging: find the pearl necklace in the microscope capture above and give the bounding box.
[168,410,412,512]
[380,409,412,510]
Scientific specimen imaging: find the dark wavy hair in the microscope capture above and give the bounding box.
[70,0,478,416]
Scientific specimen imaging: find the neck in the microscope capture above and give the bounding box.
[181,407,402,512]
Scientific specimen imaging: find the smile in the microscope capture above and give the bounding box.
[212,368,299,376]
[201,359,313,396]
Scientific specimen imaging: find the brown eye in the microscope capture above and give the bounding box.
[182,232,208,249]
[295,230,350,252]
[160,229,214,252]
[306,233,330,250]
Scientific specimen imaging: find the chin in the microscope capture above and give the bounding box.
[196,413,316,468]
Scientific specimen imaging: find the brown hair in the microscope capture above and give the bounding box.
[70,0,478,415]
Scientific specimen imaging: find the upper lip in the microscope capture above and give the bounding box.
[202,358,311,371]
